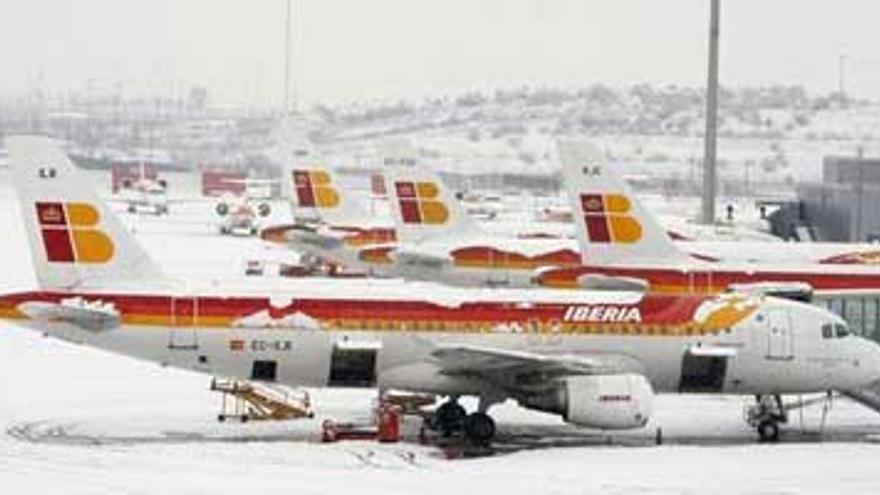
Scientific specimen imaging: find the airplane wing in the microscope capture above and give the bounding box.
[260,224,345,250]
[394,246,453,269]
[219,178,279,185]
[18,298,121,331]
[430,344,641,380]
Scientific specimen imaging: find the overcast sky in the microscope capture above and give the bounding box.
[2,0,880,106]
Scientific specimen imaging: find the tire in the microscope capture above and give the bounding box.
[464,412,496,444]
[757,420,780,442]
[434,401,467,435]
[217,415,226,423]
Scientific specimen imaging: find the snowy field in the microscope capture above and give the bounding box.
[3,178,880,494]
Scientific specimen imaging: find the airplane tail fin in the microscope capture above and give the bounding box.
[286,164,367,226]
[557,139,689,266]
[6,136,168,290]
[269,114,365,226]
[380,141,483,243]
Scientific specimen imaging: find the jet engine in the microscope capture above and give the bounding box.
[519,373,653,429]
[257,202,271,217]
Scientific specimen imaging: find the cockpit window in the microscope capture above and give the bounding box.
[822,323,850,339]
[822,323,833,339]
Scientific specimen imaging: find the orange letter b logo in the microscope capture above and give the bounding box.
[579,193,642,244]
[36,202,114,263]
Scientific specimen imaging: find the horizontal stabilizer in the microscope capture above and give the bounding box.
[727,281,813,302]
[576,274,649,292]
[18,297,120,331]
[393,248,453,269]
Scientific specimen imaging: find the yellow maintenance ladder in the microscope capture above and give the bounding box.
[211,378,314,422]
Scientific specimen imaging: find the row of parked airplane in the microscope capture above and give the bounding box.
[112,165,277,236]
[2,136,880,445]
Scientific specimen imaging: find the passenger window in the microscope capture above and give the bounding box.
[836,324,850,338]
[822,323,833,339]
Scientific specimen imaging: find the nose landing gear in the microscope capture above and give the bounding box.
[745,395,787,442]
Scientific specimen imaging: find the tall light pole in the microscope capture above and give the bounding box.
[700,0,721,225]
[284,0,293,112]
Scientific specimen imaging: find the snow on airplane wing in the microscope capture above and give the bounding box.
[18,297,121,331]
[393,246,453,269]
[430,344,640,379]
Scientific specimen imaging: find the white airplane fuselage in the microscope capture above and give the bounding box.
[3,281,878,399]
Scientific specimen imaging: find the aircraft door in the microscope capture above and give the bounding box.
[327,340,380,387]
[168,296,199,351]
[765,308,794,360]
[679,352,728,393]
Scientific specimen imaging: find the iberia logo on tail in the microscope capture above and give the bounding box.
[36,202,114,263]
[292,170,340,209]
[394,181,449,225]
[579,193,642,244]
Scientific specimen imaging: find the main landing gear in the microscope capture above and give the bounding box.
[745,395,787,442]
[430,397,497,445]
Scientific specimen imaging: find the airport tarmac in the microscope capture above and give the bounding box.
[3,181,880,494]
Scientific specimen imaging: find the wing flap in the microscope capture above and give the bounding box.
[430,344,629,378]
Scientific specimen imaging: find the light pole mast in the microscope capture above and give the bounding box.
[284,0,293,113]
[700,0,721,224]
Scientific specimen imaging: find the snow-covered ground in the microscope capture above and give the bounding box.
[3,177,880,494]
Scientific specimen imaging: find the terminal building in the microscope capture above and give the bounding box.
[768,155,880,243]
[763,155,880,342]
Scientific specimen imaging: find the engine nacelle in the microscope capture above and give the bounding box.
[520,374,653,430]
[563,374,653,429]
[257,202,271,217]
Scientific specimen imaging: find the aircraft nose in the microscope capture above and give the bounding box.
[858,340,880,385]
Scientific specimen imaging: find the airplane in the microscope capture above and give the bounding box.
[4,136,880,443]
[264,146,869,290]
[261,159,397,268]
[536,141,880,323]
[114,163,170,216]
[268,141,880,340]
[513,181,880,267]
[262,151,587,287]
[213,179,276,236]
